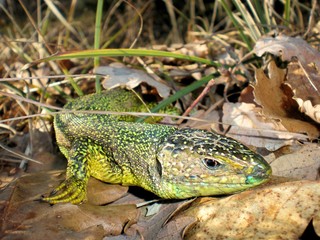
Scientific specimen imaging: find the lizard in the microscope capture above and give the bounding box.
[42,88,272,204]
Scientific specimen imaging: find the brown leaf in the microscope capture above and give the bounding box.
[285,62,320,123]
[181,179,320,239]
[1,171,139,239]
[87,178,129,205]
[286,62,320,106]
[254,61,319,138]
[254,35,320,125]
[7,129,64,173]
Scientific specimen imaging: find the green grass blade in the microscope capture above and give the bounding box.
[233,0,261,42]
[31,49,220,67]
[219,0,252,50]
[94,0,104,93]
[250,0,268,33]
[284,0,291,27]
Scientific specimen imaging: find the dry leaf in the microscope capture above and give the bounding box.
[286,62,320,106]
[221,102,306,151]
[95,63,171,98]
[286,62,320,123]
[254,35,320,70]
[1,171,139,239]
[87,178,129,205]
[254,35,320,124]
[270,143,320,180]
[254,61,319,138]
[295,99,320,123]
[180,179,320,239]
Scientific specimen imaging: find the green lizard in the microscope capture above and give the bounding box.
[43,88,272,204]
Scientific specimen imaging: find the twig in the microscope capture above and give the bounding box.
[177,79,215,125]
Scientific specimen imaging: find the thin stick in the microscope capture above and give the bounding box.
[177,79,215,125]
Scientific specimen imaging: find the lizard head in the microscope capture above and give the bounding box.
[155,128,272,198]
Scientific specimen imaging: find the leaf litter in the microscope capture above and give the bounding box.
[2,36,320,239]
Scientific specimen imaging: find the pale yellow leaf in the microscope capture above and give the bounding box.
[270,143,320,180]
[182,179,320,239]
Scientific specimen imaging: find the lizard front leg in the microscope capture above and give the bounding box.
[42,138,91,204]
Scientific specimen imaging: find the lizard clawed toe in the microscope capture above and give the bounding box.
[42,178,87,204]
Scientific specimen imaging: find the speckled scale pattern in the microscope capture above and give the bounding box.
[44,88,272,203]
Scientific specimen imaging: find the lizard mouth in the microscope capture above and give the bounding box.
[245,162,272,185]
[160,175,270,199]
[164,168,271,187]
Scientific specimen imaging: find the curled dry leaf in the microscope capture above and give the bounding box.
[180,179,320,239]
[254,60,319,138]
[95,63,171,98]
[221,102,307,151]
[254,35,320,70]
[295,99,320,123]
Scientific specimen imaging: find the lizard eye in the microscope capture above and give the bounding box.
[202,158,221,170]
